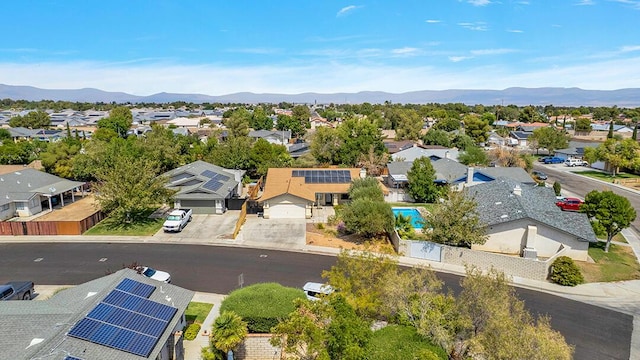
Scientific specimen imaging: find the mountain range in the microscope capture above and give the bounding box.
[1,84,639,107]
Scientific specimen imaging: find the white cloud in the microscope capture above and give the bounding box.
[507,29,524,33]
[449,56,474,62]
[470,48,517,55]
[224,48,280,55]
[391,47,420,56]
[467,0,492,6]
[337,5,359,17]
[458,22,489,31]
[1,56,639,95]
[621,45,640,52]
[425,19,441,23]
[574,0,595,5]
[609,0,640,10]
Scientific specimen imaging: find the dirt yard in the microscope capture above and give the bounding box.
[35,194,99,221]
[306,223,394,252]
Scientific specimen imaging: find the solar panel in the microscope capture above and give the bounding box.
[201,169,217,179]
[65,356,84,360]
[218,174,230,182]
[115,278,155,298]
[203,179,223,191]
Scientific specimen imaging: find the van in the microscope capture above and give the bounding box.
[564,158,587,167]
[303,282,334,301]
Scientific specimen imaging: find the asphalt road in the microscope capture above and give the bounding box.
[533,163,640,232]
[0,243,632,360]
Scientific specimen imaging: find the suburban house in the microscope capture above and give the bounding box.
[466,177,597,261]
[508,130,532,147]
[386,159,535,189]
[162,160,245,214]
[0,168,85,221]
[590,123,633,132]
[383,140,418,154]
[259,167,365,219]
[486,132,506,147]
[287,141,311,158]
[1,269,193,360]
[391,145,460,162]
[309,114,334,130]
[248,130,291,146]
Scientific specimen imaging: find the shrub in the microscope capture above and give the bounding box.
[553,181,562,196]
[550,256,584,286]
[366,325,447,360]
[316,223,325,230]
[184,323,201,341]
[219,283,305,333]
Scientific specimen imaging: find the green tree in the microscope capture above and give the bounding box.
[209,311,248,358]
[593,138,640,176]
[342,198,394,238]
[39,138,82,179]
[270,299,331,360]
[276,114,305,138]
[95,106,132,139]
[432,118,461,132]
[529,127,569,154]
[223,108,251,138]
[633,124,638,141]
[407,157,440,203]
[326,295,372,360]
[574,118,591,133]
[480,112,496,126]
[0,128,10,141]
[310,126,342,165]
[348,177,384,202]
[250,107,273,130]
[462,115,490,144]
[553,181,562,197]
[423,190,487,247]
[422,129,451,147]
[9,110,51,129]
[249,138,292,176]
[458,146,489,166]
[518,105,542,123]
[607,121,614,139]
[292,105,311,130]
[581,190,637,252]
[395,109,424,140]
[208,136,252,170]
[336,117,386,166]
[0,139,46,164]
[451,134,475,151]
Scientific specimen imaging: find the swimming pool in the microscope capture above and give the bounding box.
[392,208,424,229]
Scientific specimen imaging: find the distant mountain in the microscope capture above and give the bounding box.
[1,84,639,107]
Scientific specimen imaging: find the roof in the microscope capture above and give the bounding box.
[383,140,417,154]
[473,167,536,185]
[0,168,85,205]
[260,168,362,202]
[392,146,459,162]
[163,160,243,200]
[248,130,291,140]
[509,131,532,140]
[2,269,193,360]
[466,177,596,242]
[432,158,469,182]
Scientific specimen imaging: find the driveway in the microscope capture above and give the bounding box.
[238,216,306,249]
[153,211,240,240]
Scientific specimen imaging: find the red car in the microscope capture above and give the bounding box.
[555,197,584,211]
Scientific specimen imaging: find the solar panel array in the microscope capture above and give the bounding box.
[67,278,177,358]
[64,357,84,360]
[292,169,352,184]
[200,170,231,192]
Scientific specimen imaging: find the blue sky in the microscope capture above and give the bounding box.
[1,0,639,95]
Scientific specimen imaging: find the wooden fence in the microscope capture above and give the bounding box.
[0,211,105,236]
[232,202,247,239]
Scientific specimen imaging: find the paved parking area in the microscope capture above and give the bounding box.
[238,216,306,249]
[153,211,240,240]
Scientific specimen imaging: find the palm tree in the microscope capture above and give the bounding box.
[210,311,248,358]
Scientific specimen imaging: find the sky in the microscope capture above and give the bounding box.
[1,0,639,96]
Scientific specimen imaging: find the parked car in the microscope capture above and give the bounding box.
[531,170,548,180]
[564,158,589,167]
[163,208,192,232]
[303,282,334,301]
[543,157,564,164]
[0,281,34,300]
[138,266,171,283]
[555,197,584,211]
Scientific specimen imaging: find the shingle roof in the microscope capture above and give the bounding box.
[0,168,85,204]
[3,269,193,360]
[392,147,459,162]
[163,160,243,200]
[466,177,596,242]
[474,167,536,185]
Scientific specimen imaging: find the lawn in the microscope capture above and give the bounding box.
[184,302,214,324]
[83,217,164,236]
[366,325,448,360]
[598,232,627,244]
[575,170,640,181]
[577,242,640,283]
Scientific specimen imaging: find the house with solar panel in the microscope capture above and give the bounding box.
[259,167,366,219]
[1,268,193,360]
[162,161,245,214]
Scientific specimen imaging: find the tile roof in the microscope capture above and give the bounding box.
[466,177,596,242]
[260,168,362,202]
[2,269,193,360]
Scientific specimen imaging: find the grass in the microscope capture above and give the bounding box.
[83,216,164,236]
[366,325,448,360]
[577,242,640,283]
[598,232,627,244]
[575,170,640,181]
[184,302,214,324]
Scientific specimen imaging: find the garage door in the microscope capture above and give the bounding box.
[269,204,306,219]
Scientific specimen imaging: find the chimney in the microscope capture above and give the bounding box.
[513,185,522,196]
[444,151,450,159]
[359,168,366,179]
[466,167,474,185]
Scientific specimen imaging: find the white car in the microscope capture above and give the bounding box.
[139,266,171,283]
[303,282,334,301]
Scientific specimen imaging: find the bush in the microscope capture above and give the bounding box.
[550,256,584,286]
[219,283,305,333]
[553,181,562,196]
[183,323,201,341]
[366,325,447,360]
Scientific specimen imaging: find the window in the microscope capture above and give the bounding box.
[15,202,26,210]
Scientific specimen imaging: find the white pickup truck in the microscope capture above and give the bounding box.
[162,208,192,232]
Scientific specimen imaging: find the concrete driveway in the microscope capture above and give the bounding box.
[153,211,240,240]
[238,216,306,249]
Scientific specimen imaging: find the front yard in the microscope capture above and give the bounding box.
[83,214,164,236]
[306,223,395,253]
[578,242,640,282]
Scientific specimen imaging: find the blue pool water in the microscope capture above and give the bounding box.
[392,208,424,229]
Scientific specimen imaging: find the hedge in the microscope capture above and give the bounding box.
[184,323,201,341]
[219,283,305,333]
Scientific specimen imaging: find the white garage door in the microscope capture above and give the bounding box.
[270,204,306,218]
